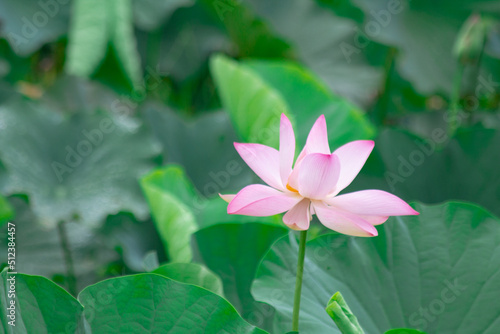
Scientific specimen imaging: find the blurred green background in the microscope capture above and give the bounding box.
[0,0,499,308]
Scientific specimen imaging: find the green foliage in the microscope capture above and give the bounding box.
[140,165,198,262]
[211,56,376,150]
[245,60,376,148]
[0,198,121,291]
[132,0,194,31]
[0,195,13,225]
[0,268,83,332]
[79,273,267,333]
[0,1,499,333]
[0,98,159,227]
[453,14,494,65]
[140,164,282,264]
[193,222,287,320]
[66,0,142,88]
[252,202,500,333]
[152,262,224,295]
[151,1,231,84]
[201,0,293,58]
[143,104,253,193]
[210,54,291,147]
[350,127,500,217]
[0,0,71,55]
[352,0,463,95]
[385,330,427,334]
[244,0,384,107]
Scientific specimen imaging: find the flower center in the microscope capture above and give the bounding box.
[286,183,299,193]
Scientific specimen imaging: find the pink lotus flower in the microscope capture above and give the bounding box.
[221,114,419,237]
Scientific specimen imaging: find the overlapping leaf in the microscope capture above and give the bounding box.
[0,98,159,227]
[0,268,84,333]
[193,222,287,324]
[79,274,267,333]
[252,202,500,333]
[349,127,500,217]
[140,165,199,263]
[0,0,71,55]
[152,262,223,295]
[66,0,142,88]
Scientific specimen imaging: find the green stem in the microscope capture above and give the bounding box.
[448,64,465,137]
[57,221,77,296]
[292,230,308,332]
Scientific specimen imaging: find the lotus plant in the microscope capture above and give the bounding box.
[221,114,419,332]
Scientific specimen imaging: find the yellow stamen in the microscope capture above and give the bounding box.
[286,183,298,193]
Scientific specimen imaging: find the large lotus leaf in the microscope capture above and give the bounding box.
[0,98,159,227]
[66,0,142,88]
[245,60,376,148]
[348,127,500,217]
[243,0,383,107]
[40,75,120,114]
[0,0,71,55]
[152,262,223,295]
[192,223,287,328]
[199,0,293,59]
[0,268,84,333]
[252,202,500,333]
[78,273,267,333]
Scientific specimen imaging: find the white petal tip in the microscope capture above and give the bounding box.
[219,193,236,204]
[285,223,308,231]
